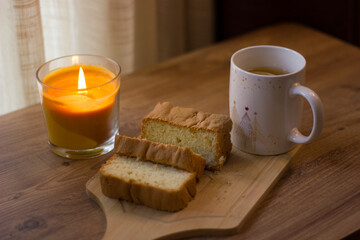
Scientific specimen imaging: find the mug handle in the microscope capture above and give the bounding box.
[288,83,324,144]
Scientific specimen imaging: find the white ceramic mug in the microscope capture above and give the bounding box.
[229,45,323,155]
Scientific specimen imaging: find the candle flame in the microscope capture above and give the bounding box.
[78,66,87,92]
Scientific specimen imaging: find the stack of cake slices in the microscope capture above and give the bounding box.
[100,102,233,211]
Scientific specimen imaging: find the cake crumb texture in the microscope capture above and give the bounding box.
[100,155,196,212]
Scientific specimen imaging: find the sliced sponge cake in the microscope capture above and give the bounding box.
[100,134,203,212]
[100,155,196,212]
[141,102,233,170]
[114,135,206,178]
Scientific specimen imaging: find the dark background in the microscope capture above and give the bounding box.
[215,0,360,46]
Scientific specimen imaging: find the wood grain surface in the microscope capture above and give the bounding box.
[86,146,300,240]
[1,23,360,240]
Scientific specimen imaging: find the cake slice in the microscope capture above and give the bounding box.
[141,102,233,170]
[100,155,196,212]
[114,135,206,178]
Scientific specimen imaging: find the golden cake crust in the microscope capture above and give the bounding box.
[114,135,205,178]
[143,102,233,132]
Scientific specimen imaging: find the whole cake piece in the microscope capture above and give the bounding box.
[100,134,205,212]
[141,102,233,170]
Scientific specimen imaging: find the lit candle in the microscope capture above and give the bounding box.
[36,55,121,159]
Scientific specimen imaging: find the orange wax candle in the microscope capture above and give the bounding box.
[41,65,120,150]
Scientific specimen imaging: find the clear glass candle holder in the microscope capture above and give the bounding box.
[36,54,121,159]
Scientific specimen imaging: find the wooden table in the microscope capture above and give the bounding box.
[1,23,359,240]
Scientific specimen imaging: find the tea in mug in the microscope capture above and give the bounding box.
[247,67,288,76]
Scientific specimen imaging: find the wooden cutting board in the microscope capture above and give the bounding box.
[86,146,300,240]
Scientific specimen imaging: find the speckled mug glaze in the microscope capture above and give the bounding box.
[229,45,323,155]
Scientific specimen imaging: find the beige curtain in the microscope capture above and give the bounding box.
[0,0,214,115]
